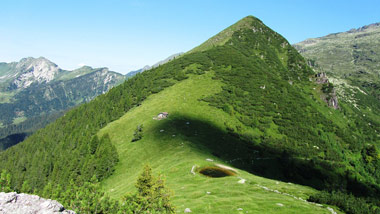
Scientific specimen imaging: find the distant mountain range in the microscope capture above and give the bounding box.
[126,52,183,77]
[0,57,127,149]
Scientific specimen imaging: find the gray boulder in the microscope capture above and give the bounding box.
[0,192,75,214]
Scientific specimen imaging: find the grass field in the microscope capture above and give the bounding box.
[0,91,15,103]
[13,116,27,125]
[98,72,341,213]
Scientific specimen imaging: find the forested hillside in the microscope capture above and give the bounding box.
[0,16,379,213]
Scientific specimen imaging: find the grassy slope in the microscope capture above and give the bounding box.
[0,91,15,103]
[98,72,339,213]
[56,66,96,81]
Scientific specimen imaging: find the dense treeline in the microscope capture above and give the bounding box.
[309,191,379,214]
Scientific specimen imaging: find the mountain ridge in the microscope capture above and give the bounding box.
[296,21,380,44]
[126,52,183,77]
[0,57,125,90]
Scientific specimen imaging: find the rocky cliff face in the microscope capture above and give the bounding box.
[10,57,61,89]
[1,57,126,92]
[0,192,75,214]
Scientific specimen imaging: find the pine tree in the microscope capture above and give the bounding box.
[125,165,175,213]
[131,124,143,142]
[88,136,100,155]
[135,165,155,198]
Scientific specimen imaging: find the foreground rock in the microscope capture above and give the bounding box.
[0,192,75,214]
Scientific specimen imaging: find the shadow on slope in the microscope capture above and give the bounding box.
[151,114,378,197]
[0,133,28,151]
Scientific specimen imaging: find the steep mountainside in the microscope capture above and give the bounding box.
[294,26,380,192]
[0,57,126,150]
[294,23,380,117]
[0,16,379,213]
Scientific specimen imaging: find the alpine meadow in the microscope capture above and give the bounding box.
[0,15,379,214]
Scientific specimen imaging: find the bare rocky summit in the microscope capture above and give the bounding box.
[0,192,75,214]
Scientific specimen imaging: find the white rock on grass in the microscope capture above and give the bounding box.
[184,208,192,213]
[190,165,196,175]
[237,208,243,210]
[276,203,284,207]
[206,158,214,162]
[238,179,246,184]
[327,207,337,214]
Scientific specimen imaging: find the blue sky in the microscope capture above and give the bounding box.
[1,0,379,74]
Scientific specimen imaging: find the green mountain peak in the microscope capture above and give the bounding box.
[188,15,266,53]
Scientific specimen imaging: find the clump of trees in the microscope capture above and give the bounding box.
[132,124,144,142]
[308,191,380,214]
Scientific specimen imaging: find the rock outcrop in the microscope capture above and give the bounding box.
[0,192,75,214]
[325,88,339,110]
[315,72,339,109]
[11,57,61,89]
[315,72,329,84]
